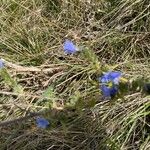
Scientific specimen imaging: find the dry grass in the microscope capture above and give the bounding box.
[0,0,150,149]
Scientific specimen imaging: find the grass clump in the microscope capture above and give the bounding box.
[0,0,150,150]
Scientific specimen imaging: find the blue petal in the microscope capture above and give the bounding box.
[0,59,4,69]
[36,117,49,129]
[109,71,122,84]
[101,85,118,97]
[100,72,110,83]
[63,39,77,54]
[109,71,122,79]
[109,86,118,97]
[101,85,111,97]
[100,71,122,84]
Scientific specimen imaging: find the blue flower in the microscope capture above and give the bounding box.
[100,71,122,97]
[36,117,49,129]
[101,85,118,97]
[63,39,78,54]
[0,59,4,69]
[100,71,122,85]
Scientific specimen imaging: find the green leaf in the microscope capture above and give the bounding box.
[0,68,23,94]
[38,86,57,108]
[81,48,101,73]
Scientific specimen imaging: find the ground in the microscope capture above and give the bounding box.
[0,0,150,150]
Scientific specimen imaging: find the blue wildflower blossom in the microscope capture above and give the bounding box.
[63,39,78,54]
[100,71,122,97]
[0,59,4,69]
[101,71,122,85]
[101,85,118,97]
[36,117,49,129]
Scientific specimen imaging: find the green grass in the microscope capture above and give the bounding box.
[0,0,150,149]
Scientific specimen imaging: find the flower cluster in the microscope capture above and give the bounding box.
[99,71,122,98]
[62,40,125,98]
[0,41,136,129]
